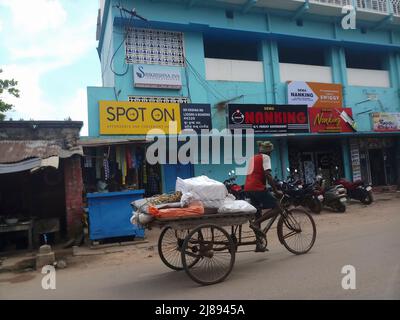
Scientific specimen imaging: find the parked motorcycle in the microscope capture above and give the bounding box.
[333,178,373,205]
[223,170,244,200]
[315,175,347,213]
[275,169,323,214]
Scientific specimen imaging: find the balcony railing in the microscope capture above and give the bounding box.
[309,0,351,7]
[310,0,400,16]
[356,0,388,14]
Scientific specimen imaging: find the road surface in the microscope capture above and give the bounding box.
[1,195,400,300]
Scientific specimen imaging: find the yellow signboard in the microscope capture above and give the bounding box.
[99,101,181,135]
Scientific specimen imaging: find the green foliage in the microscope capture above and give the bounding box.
[0,69,20,120]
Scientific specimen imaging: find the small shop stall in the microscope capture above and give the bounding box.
[79,138,161,242]
[0,121,84,252]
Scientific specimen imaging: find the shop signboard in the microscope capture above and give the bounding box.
[133,65,182,89]
[228,104,309,134]
[287,81,343,108]
[99,101,181,135]
[371,112,400,132]
[350,139,362,182]
[309,108,356,133]
[99,101,212,135]
[180,104,212,133]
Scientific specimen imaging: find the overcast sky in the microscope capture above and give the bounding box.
[0,0,102,136]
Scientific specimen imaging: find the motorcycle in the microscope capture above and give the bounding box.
[333,178,373,205]
[223,170,244,200]
[315,175,347,213]
[275,169,323,214]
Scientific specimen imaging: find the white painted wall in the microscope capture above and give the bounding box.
[205,58,264,82]
[279,63,333,83]
[347,68,390,87]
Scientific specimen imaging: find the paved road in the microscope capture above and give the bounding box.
[1,197,400,300]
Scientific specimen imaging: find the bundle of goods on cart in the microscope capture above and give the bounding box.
[130,175,256,227]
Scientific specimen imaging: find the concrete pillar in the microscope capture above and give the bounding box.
[64,155,84,240]
[261,40,280,104]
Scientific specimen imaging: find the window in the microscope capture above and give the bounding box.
[278,42,327,66]
[128,96,189,103]
[204,37,260,61]
[345,49,385,70]
[125,28,185,66]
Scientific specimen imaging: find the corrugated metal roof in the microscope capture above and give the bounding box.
[0,140,83,164]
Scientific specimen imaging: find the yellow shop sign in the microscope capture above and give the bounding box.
[99,101,181,134]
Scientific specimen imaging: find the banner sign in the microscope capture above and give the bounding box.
[288,81,343,108]
[309,108,356,133]
[228,104,309,134]
[371,112,400,132]
[99,101,212,135]
[133,65,182,89]
[180,104,212,133]
[350,139,362,182]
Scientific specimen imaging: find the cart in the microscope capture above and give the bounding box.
[151,207,316,285]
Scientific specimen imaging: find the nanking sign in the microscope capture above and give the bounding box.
[228,104,309,134]
[99,101,181,135]
[288,81,343,108]
[309,108,356,133]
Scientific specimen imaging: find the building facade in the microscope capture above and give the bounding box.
[88,0,400,192]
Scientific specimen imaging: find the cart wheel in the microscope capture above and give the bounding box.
[181,224,235,285]
[158,227,199,271]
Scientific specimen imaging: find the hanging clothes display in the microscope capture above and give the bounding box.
[120,145,127,185]
[126,145,132,170]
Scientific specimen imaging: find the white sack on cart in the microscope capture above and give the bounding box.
[218,200,257,214]
[130,210,154,226]
[176,176,228,201]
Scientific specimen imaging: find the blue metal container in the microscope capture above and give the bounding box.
[87,190,145,240]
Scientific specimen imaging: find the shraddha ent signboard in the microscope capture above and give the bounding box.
[228,104,309,134]
[287,81,343,108]
[371,112,400,132]
[99,101,212,135]
[133,65,182,89]
[309,108,356,133]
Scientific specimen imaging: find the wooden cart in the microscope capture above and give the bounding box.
[152,207,316,286]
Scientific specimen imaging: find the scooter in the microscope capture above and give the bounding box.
[333,178,373,205]
[315,175,347,213]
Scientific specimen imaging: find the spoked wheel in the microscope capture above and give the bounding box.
[277,208,316,255]
[181,224,235,285]
[158,227,199,271]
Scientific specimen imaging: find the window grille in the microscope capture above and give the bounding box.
[128,96,189,103]
[125,28,185,66]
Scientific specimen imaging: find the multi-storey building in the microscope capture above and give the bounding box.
[87,0,400,193]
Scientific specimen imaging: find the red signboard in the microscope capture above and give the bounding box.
[309,108,355,133]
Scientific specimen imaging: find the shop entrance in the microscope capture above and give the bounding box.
[368,149,386,186]
[288,139,344,185]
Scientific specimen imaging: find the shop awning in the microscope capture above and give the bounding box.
[0,140,83,174]
[79,137,151,147]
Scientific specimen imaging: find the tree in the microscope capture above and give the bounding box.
[0,69,20,121]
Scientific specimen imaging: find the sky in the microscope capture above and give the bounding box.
[0,0,102,136]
